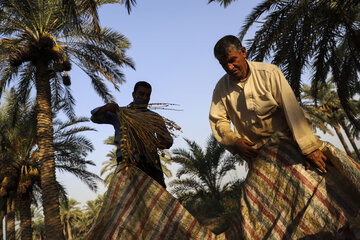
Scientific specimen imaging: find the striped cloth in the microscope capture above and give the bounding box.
[225,134,360,239]
[85,135,360,240]
[83,165,226,240]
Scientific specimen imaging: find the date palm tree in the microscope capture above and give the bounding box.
[0,89,102,240]
[62,0,137,34]
[302,81,360,160]
[32,206,46,240]
[302,84,352,156]
[0,1,134,238]
[207,0,235,7]
[244,0,360,129]
[72,194,104,239]
[100,149,118,186]
[210,0,360,130]
[0,90,37,240]
[59,198,82,240]
[169,135,243,220]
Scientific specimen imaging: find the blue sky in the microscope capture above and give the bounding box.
[59,0,263,204]
[58,0,350,204]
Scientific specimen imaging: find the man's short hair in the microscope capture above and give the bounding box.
[134,81,152,92]
[214,35,243,60]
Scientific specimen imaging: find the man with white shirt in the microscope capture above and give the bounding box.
[209,35,327,172]
[209,35,360,239]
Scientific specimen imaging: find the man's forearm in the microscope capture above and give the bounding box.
[93,103,119,117]
[93,104,109,117]
[90,103,119,124]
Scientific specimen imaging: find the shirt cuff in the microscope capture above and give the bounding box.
[299,138,323,155]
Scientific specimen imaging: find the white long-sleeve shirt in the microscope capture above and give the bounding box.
[209,61,321,155]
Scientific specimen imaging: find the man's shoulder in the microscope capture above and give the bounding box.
[145,109,159,115]
[214,74,230,91]
[248,61,279,74]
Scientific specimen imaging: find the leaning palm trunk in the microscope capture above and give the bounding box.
[19,193,33,240]
[347,135,360,161]
[333,122,353,156]
[339,118,360,161]
[35,61,65,240]
[6,199,15,240]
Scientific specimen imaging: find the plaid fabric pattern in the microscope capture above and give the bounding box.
[84,165,227,240]
[85,135,360,240]
[226,136,360,239]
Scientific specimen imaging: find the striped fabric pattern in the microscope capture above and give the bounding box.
[226,136,360,239]
[85,135,360,240]
[84,165,228,240]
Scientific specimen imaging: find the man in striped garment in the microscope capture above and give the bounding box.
[91,81,173,188]
[209,35,360,239]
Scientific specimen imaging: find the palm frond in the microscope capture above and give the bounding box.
[238,0,360,128]
[115,106,180,168]
[55,164,102,192]
[207,0,237,8]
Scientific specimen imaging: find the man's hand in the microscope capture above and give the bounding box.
[305,149,327,173]
[92,102,120,118]
[234,138,257,160]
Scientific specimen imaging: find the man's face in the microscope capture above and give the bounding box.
[132,86,151,107]
[218,47,249,81]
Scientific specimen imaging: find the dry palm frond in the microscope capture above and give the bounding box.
[148,103,182,138]
[116,103,181,171]
[9,48,31,67]
[148,103,183,111]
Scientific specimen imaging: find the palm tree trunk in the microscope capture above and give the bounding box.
[67,219,73,240]
[0,214,4,240]
[63,222,67,239]
[35,60,65,240]
[333,123,353,156]
[6,199,15,240]
[19,193,33,240]
[338,118,360,161]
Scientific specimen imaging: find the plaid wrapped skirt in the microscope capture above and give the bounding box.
[85,136,360,239]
